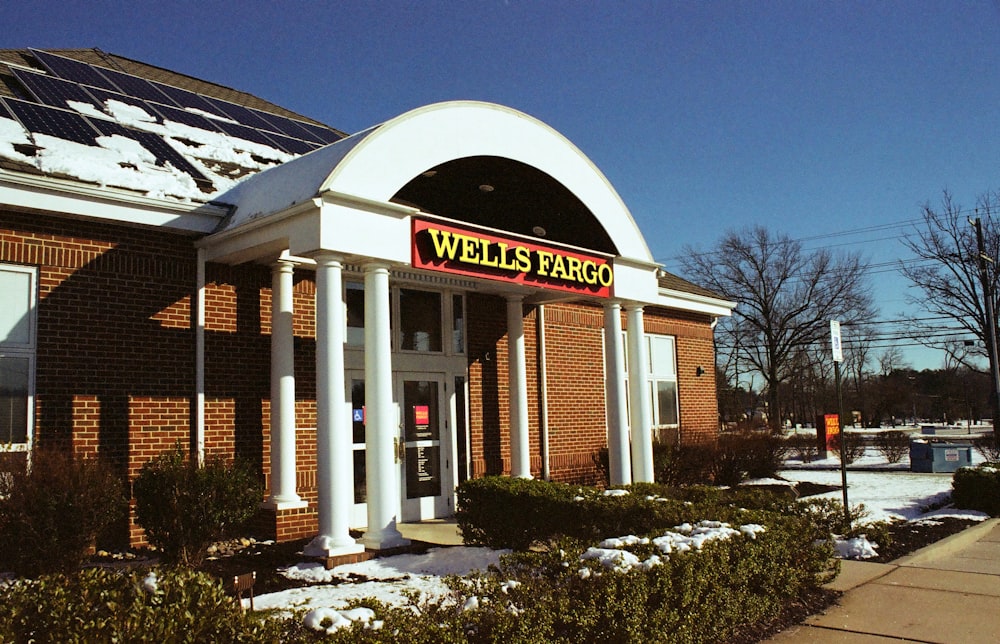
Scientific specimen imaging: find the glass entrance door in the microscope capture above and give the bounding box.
[397,373,451,521]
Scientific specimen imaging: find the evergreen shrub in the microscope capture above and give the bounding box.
[952,464,1000,515]
[133,445,262,566]
[0,567,284,643]
[0,451,127,576]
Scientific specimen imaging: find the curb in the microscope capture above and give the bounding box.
[892,517,1000,566]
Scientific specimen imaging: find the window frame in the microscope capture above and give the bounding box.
[646,334,680,429]
[0,264,37,453]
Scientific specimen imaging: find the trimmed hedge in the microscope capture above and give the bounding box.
[0,567,286,643]
[952,464,1000,515]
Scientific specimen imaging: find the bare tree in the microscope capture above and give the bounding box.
[900,190,1000,367]
[900,189,1000,430]
[877,345,907,378]
[682,226,874,430]
[844,324,875,425]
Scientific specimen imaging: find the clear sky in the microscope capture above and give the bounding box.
[8,0,1000,370]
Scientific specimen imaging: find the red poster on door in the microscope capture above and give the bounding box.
[414,405,429,429]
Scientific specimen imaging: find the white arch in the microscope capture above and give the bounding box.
[217,101,653,264]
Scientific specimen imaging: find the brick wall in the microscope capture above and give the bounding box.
[3,208,722,547]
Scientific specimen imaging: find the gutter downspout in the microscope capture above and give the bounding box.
[537,304,550,480]
[195,248,206,466]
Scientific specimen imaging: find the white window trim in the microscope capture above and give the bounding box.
[0,263,37,452]
[647,334,679,429]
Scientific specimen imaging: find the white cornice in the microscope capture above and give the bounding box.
[656,287,736,317]
[0,169,228,234]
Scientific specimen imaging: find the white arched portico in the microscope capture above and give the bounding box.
[199,101,664,551]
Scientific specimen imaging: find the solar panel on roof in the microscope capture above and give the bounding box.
[4,98,99,146]
[94,66,177,106]
[261,131,320,155]
[150,82,226,116]
[89,118,209,183]
[12,69,103,112]
[29,49,120,92]
[201,96,278,131]
[86,87,162,123]
[296,121,342,144]
[147,102,224,132]
[210,118,287,151]
[250,111,324,143]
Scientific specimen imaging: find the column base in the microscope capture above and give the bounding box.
[303,534,365,558]
[359,527,410,551]
[261,497,309,512]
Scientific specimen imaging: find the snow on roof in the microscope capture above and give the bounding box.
[0,48,344,205]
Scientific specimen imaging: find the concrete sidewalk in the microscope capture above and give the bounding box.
[768,518,1000,643]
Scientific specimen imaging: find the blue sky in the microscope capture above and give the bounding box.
[8,0,1000,370]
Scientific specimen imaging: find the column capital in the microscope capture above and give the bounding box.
[312,252,344,266]
[271,258,296,273]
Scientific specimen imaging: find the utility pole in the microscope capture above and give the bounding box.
[970,216,1000,445]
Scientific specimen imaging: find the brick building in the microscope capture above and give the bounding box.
[0,49,733,555]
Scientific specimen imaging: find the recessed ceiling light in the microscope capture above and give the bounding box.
[532,226,547,237]
[478,184,494,193]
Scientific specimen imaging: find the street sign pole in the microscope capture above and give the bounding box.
[831,320,850,530]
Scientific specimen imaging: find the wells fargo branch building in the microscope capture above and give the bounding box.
[0,49,734,555]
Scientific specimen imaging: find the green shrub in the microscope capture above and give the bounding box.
[456,476,579,550]
[133,446,262,566]
[318,510,834,644]
[653,441,717,486]
[873,431,910,463]
[0,567,285,643]
[0,451,127,576]
[952,464,1000,515]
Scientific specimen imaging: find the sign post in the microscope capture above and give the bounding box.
[831,320,850,530]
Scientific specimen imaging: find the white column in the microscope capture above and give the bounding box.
[305,254,363,557]
[626,304,654,483]
[507,296,532,478]
[604,301,632,486]
[360,263,408,550]
[266,259,303,507]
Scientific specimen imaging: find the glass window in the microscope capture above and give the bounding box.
[0,264,35,449]
[452,294,465,354]
[399,289,442,352]
[655,380,679,427]
[350,378,366,504]
[0,269,32,347]
[646,334,679,428]
[345,282,365,347]
[648,335,676,376]
[0,356,29,444]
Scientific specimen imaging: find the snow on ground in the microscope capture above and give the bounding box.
[254,546,507,615]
